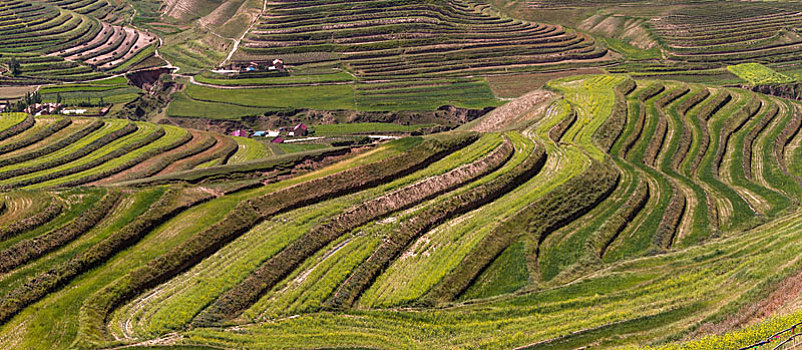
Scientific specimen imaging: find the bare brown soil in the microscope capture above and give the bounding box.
[486,68,605,98]
[468,89,557,132]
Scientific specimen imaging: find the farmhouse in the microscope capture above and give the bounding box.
[294,123,308,136]
[270,59,285,71]
[230,129,250,137]
[26,103,62,115]
[215,58,287,74]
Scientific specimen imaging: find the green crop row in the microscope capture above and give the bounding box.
[75,134,478,346]
[197,136,514,324]
[45,125,192,188]
[0,197,62,241]
[111,134,504,336]
[0,113,33,142]
[0,121,142,188]
[0,190,119,273]
[0,187,209,326]
[0,117,71,155]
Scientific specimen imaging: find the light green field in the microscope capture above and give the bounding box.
[727,63,796,85]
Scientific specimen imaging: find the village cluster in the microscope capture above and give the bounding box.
[214,59,286,74]
[0,102,108,116]
[230,123,307,144]
[0,102,62,115]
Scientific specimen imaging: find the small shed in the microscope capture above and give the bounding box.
[271,136,284,144]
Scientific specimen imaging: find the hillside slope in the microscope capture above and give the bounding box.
[1,74,802,349]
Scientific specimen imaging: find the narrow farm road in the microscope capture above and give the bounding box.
[222,0,268,66]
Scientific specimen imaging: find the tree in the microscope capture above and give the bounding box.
[8,58,20,76]
[56,93,62,105]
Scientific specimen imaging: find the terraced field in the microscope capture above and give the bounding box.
[0,112,270,188]
[7,0,802,348]
[0,0,157,84]
[160,0,616,117]
[651,4,802,66]
[2,74,802,349]
[239,0,609,76]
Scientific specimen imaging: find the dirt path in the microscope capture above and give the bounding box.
[187,75,355,89]
[222,0,268,65]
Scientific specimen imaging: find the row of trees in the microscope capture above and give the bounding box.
[3,91,109,113]
[3,91,42,112]
[7,58,21,77]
